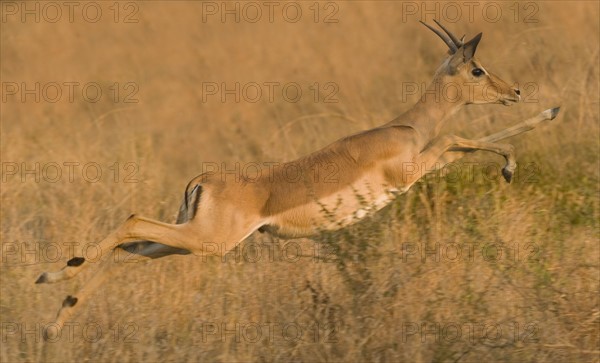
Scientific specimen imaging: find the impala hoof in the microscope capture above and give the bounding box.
[502,167,513,183]
[35,273,48,284]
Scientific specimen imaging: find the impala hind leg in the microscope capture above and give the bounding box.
[36,215,198,284]
[37,176,203,285]
[48,242,190,338]
[118,241,191,259]
[47,226,261,338]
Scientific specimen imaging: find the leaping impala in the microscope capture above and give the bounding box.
[36,21,559,334]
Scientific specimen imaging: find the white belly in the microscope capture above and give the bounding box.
[332,186,402,228]
[267,176,413,237]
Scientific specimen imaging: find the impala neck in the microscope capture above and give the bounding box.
[390,77,465,148]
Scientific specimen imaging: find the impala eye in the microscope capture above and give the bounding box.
[472,68,485,77]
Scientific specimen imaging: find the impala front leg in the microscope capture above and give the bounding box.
[419,134,516,182]
[434,108,560,176]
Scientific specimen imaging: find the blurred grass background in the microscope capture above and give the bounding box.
[1,1,598,362]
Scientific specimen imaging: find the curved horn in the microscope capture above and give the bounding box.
[433,19,463,48]
[420,20,458,53]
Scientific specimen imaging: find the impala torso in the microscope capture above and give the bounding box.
[253,125,420,238]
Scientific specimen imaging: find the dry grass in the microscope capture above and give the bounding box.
[1,1,599,362]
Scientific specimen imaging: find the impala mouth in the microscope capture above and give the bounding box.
[501,97,519,106]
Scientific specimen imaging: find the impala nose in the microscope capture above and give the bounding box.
[514,88,521,96]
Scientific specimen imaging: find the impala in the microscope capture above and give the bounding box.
[36,21,559,335]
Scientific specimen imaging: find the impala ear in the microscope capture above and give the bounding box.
[462,33,482,61]
[448,32,483,71]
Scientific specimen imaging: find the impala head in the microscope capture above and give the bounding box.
[421,20,521,106]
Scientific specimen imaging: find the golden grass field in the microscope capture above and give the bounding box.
[1,1,599,362]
